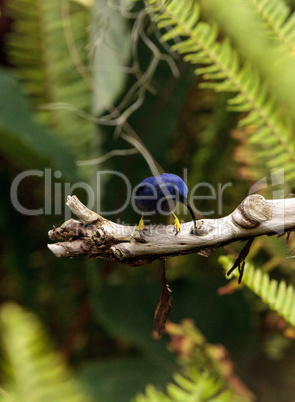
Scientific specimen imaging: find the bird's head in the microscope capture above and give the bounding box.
[158,174,196,228]
[134,173,197,229]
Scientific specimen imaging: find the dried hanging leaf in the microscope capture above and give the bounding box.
[152,262,172,338]
[226,238,254,283]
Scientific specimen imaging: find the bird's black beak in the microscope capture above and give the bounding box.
[180,195,197,230]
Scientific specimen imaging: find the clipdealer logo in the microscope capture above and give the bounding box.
[10,168,235,220]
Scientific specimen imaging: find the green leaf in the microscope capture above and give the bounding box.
[0,69,77,180]
[91,0,131,116]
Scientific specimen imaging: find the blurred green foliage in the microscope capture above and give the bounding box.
[1,0,295,401]
[0,304,91,401]
[0,68,77,179]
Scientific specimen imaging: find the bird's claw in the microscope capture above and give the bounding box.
[174,216,181,235]
[137,227,148,233]
[137,216,145,231]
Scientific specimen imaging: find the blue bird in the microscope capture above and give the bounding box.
[133,173,197,233]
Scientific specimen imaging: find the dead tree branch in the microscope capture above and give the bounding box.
[47,194,295,266]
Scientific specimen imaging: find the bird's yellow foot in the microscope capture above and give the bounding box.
[173,214,181,234]
[138,215,145,231]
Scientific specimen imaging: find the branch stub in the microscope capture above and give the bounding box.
[66,195,104,225]
[232,194,271,229]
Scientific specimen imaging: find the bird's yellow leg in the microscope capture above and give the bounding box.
[172,212,180,233]
[138,214,145,231]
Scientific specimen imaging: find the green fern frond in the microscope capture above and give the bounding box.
[133,368,236,402]
[219,255,295,327]
[0,303,92,402]
[134,384,170,402]
[251,0,295,53]
[6,0,92,157]
[134,319,253,401]
[146,0,295,182]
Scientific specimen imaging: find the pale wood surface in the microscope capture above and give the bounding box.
[47,194,295,266]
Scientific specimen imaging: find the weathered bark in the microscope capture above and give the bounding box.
[47,194,295,266]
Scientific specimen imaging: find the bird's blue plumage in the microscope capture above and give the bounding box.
[134,173,189,214]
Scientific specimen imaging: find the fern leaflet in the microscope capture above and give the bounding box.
[133,368,240,402]
[251,0,295,53]
[219,255,295,327]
